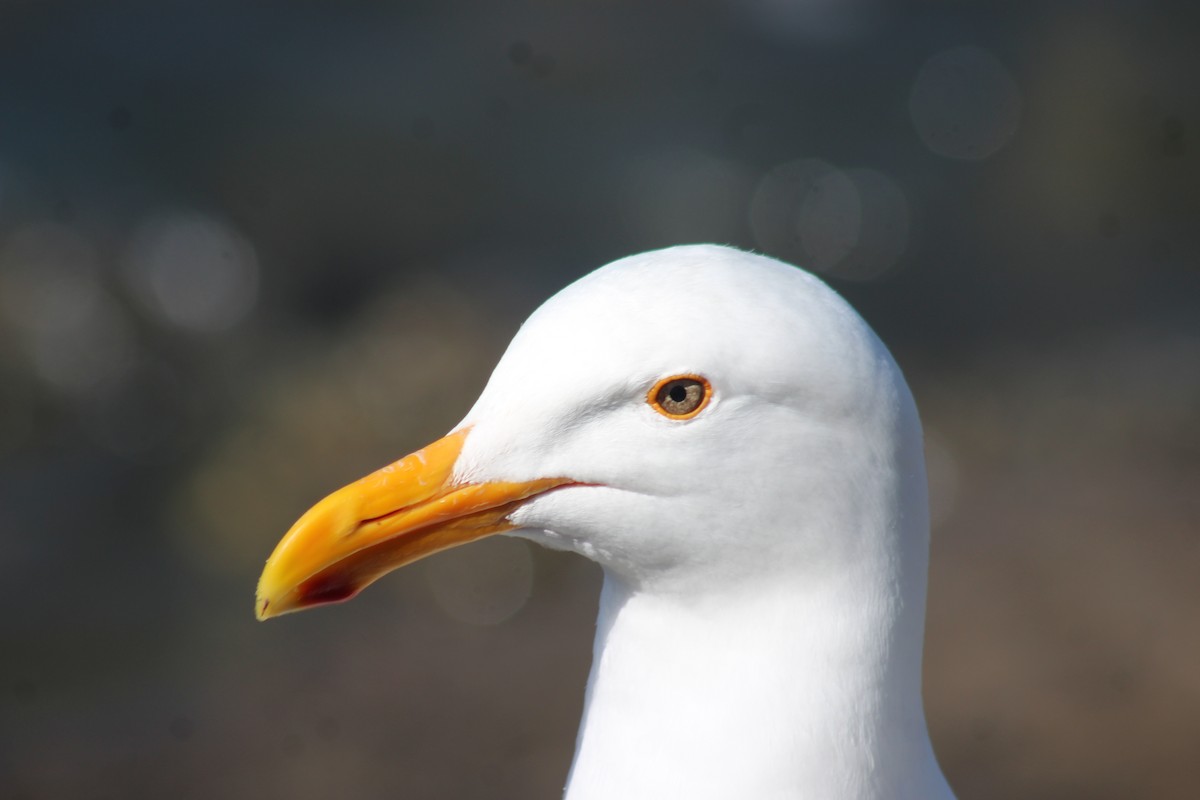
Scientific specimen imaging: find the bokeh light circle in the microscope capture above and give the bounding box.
[909,45,1022,160]
[123,212,260,333]
[0,223,138,394]
[837,168,911,281]
[426,536,535,626]
[750,159,910,280]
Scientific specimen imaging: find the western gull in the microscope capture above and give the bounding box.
[255,244,956,799]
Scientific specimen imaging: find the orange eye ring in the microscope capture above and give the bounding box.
[647,375,712,420]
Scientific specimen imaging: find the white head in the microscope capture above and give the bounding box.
[455,244,929,600]
[258,242,929,626]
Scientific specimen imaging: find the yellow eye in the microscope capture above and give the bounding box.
[648,375,712,419]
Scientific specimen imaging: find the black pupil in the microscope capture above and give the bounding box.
[668,384,688,403]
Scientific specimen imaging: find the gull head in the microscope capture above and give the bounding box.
[256,244,927,616]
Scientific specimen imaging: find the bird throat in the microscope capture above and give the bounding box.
[562,569,947,800]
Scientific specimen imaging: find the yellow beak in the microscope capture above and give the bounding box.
[255,428,570,620]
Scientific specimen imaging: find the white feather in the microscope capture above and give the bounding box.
[452,244,954,799]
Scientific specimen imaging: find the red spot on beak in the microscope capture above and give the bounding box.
[298,574,360,608]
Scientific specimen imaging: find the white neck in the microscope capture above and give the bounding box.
[563,560,953,800]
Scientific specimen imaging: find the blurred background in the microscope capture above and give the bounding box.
[1,1,1197,797]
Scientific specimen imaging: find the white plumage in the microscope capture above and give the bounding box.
[461,245,952,799]
[258,244,955,799]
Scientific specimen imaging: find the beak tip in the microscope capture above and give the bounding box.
[253,575,360,621]
[255,595,274,622]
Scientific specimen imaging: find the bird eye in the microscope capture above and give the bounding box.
[648,375,711,419]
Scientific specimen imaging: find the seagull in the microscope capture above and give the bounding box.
[255,244,956,800]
